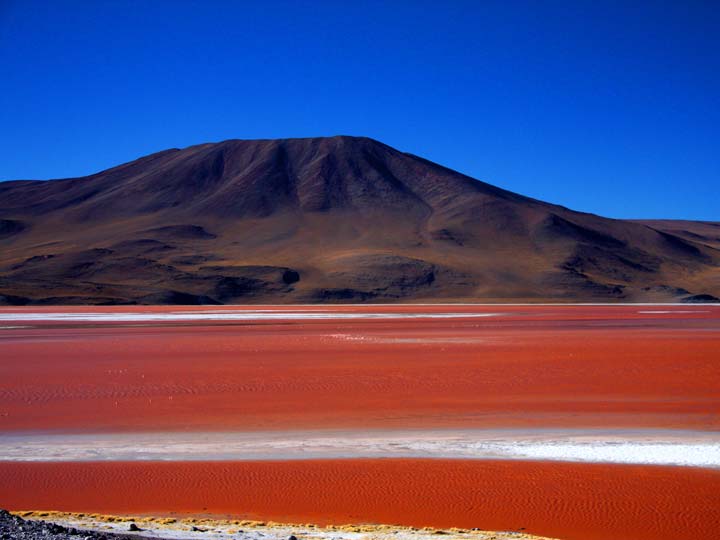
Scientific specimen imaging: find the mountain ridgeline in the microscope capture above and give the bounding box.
[0,136,718,304]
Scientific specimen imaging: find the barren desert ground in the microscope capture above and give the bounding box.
[1,305,719,540]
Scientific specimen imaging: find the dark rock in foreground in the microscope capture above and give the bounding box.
[0,510,153,540]
[681,293,720,303]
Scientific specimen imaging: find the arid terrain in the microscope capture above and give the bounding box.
[1,136,719,305]
[1,305,719,540]
[3,3,718,540]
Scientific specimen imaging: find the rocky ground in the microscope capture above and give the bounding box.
[3,136,719,305]
[0,509,159,539]
[2,511,555,540]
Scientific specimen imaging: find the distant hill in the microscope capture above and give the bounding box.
[1,136,718,304]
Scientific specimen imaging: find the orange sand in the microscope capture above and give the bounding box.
[2,459,720,540]
[1,305,719,432]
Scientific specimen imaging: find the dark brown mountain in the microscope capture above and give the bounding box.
[0,136,718,305]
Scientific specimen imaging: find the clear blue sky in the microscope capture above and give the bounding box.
[1,1,718,220]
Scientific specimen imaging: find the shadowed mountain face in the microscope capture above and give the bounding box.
[0,136,718,305]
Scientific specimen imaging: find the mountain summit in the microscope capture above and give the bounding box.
[1,136,718,304]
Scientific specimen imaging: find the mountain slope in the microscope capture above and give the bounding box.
[0,136,718,304]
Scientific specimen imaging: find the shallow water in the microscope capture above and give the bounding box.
[1,305,719,539]
[2,428,720,468]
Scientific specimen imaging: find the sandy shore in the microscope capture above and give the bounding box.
[14,511,556,540]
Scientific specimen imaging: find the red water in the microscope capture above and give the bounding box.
[2,459,720,540]
[0,305,718,432]
[1,305,719,540]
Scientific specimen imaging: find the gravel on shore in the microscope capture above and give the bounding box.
[0,509,163,540]
[3,511,556,540]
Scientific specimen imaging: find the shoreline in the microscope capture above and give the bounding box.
[12,511,557,540]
